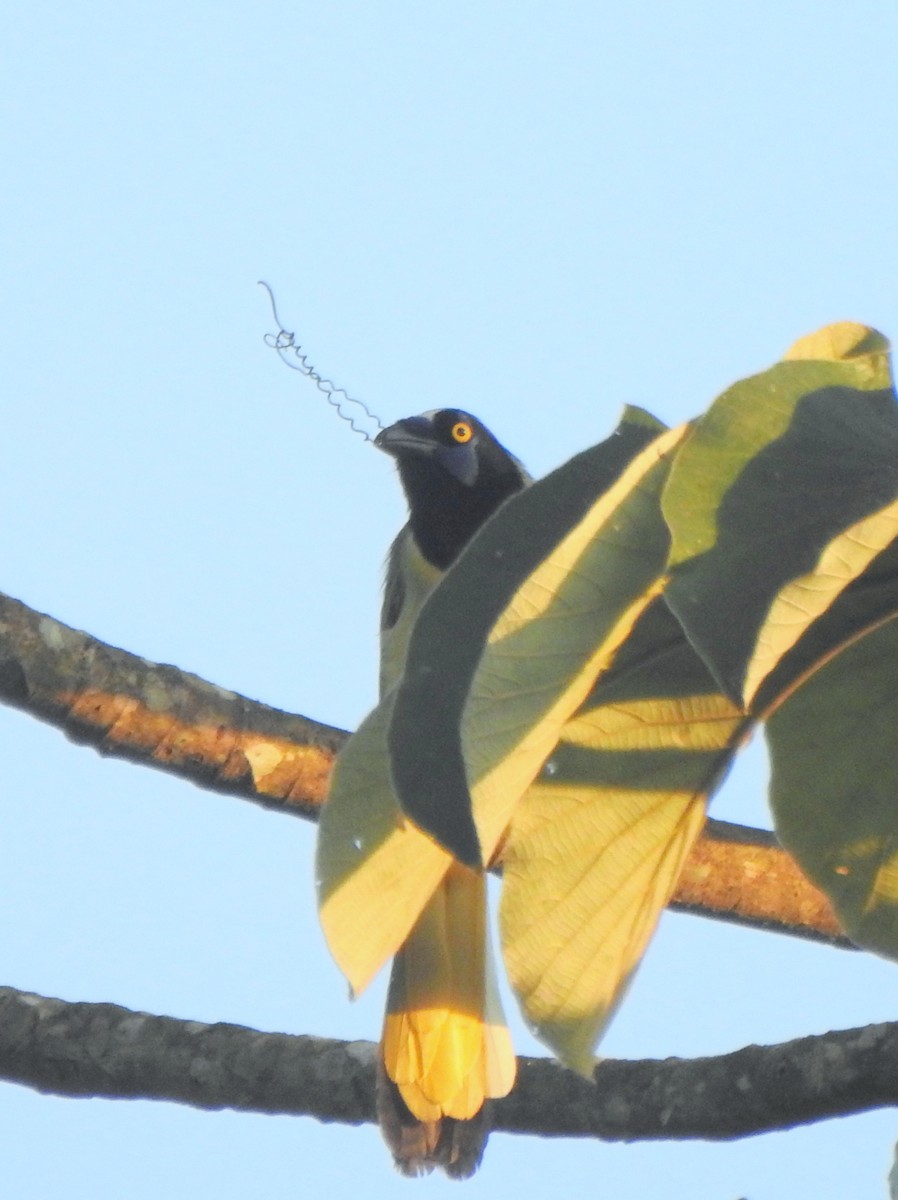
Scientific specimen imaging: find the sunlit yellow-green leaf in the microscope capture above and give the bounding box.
[743,497,898,706]
[461,422,690,864]
[316,692,452,995]
[501,597,748,1072]
[389,406,672,868]
[502,778,706,1075]
[663,322,898,702]
[783,321,891,373]
[766,612,898,959]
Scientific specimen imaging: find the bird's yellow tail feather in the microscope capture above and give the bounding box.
[382,861,516,1122]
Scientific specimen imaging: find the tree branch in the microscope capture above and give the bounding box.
[0,591,340,821]
[0,589,847,947]
[0,985,893,1141]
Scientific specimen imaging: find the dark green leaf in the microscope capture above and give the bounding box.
[766,611,898,959]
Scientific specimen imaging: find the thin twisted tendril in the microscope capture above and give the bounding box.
[258,281,384,442]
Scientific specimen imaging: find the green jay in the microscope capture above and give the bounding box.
[373,408,529,1177]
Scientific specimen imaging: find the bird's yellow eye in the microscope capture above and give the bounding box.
[451,420,473,444]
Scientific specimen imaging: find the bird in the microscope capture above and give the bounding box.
[373,407,529,1177]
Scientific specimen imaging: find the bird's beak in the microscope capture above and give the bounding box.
[374,417,436,459]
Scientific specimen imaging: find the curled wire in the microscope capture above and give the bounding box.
[258,281,384,442]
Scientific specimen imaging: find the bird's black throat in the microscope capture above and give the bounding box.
[398,453,525,570]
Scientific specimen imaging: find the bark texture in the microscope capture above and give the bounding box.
[0,986,892,1141]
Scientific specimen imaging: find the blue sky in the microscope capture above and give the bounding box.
[2,3,898,1197]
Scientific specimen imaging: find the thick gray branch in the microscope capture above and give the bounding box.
[0,986,893,1141]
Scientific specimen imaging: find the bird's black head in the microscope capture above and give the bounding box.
[375,408,529,569]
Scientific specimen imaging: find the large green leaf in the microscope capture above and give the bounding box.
[316,692,453,995]
[766,609,898,959]
[663,322,898,705]
[500,597,748,1073]
[460,424,691,866]
[388,406,677,868]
